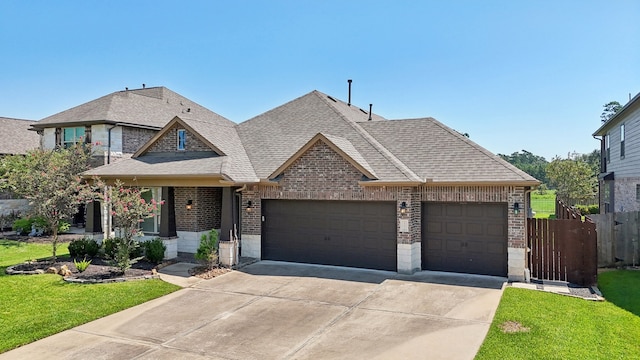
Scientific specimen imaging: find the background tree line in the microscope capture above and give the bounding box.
[498,149,599,204]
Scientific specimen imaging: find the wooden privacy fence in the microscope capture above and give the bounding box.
[588,211,640,267]
[555,199,582,220]
[528,218,597,286]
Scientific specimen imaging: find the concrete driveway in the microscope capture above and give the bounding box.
[1,261,505,360]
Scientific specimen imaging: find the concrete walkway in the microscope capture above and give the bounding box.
[1,261,506,360]
[157,262,203,287]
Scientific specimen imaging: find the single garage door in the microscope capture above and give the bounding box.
[422,202,507,276]
[262,200,397,271]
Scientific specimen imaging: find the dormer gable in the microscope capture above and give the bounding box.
[133,116,225,158]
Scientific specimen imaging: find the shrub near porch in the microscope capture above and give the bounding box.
[0,239,179,354]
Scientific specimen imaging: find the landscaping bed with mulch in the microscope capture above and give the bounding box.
[189,265,232,279]
[6,256,162,283]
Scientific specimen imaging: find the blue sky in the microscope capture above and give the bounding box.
[1,1,638,161]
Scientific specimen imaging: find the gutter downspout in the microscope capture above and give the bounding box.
[593,135,604,214]
[106,124,118,165]
[104,124,119,240]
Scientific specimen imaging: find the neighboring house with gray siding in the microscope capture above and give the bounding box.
[593,92,640,213]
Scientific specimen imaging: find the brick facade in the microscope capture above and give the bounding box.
[240,141,529,280]
[241,187,261,235]
[278,141,364,193]
[122,127,157,154]
[147,124,213,153]
[174,187,222,232]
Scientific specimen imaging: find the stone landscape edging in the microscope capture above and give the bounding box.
[5,263,162,284]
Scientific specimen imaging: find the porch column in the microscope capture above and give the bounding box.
[160,186,177,237]
[220,187,234,241]
[85,201,102,233]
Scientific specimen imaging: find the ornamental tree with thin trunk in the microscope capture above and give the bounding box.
[101,179,164,271]
[0,143,97,261]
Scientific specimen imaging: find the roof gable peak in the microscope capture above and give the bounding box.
[268,132,377,180]
[133,116,225,158]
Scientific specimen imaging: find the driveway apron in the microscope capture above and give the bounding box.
[0,261,505,360]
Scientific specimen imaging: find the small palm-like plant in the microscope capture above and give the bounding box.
[73,256,92,273]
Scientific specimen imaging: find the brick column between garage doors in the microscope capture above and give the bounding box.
[397,188,421,274]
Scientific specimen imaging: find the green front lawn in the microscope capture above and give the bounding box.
[476,272,640,359]
[530,190,556,219]
[0,239,180,354]
[597,270,640,316]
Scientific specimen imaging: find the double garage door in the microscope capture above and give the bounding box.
[261,200,507,276]
[422,203,507,277]
[261,200,397,271]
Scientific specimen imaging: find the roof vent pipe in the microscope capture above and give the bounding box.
[142,83,146,89]
[368,104,372,121]
[347,79,352,106]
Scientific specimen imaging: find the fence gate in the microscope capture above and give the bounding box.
[528,218,597,286]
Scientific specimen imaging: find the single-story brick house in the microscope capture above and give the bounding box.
[84,89,539,281]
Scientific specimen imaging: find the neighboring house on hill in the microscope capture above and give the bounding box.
[593,92,640,214]
[0,117,40,217]
[85,89,539,281]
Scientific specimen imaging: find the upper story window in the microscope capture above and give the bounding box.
[605,134,610,163]
[177,129,186,150]
[63,127,86,148]
[620,124,625,158]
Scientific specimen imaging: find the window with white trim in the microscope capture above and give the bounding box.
[177,129,186,150]
[63,127,86,148]
[140,187,162,234]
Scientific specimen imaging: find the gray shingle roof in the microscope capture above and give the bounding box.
[322,133,377,179]
[0,117,40,155]
[87,116,258,182]
[33,87,234,129]
[83,153,228,178]
[236,90,416,182]
[176,117,257,182]
[360,118,539,183]
[81,87,538,186]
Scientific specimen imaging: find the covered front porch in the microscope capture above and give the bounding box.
[84,180,244,263]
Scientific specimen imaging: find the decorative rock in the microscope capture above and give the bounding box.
[46,267,58,274]
[59,265,72,277]
[151,268,158,275]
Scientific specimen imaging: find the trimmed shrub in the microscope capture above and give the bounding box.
[143,238,166,264]
[68,238,100,258]
[102,237,118,259]
[195,229,219,269]
[12,218,32,235]
[11,216,71,235]
[102,237,142,260]
[576,204,599,215]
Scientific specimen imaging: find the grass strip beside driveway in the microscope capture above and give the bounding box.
[597,270,640,316]
[476,284,640,360]
[0,239,180,353]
